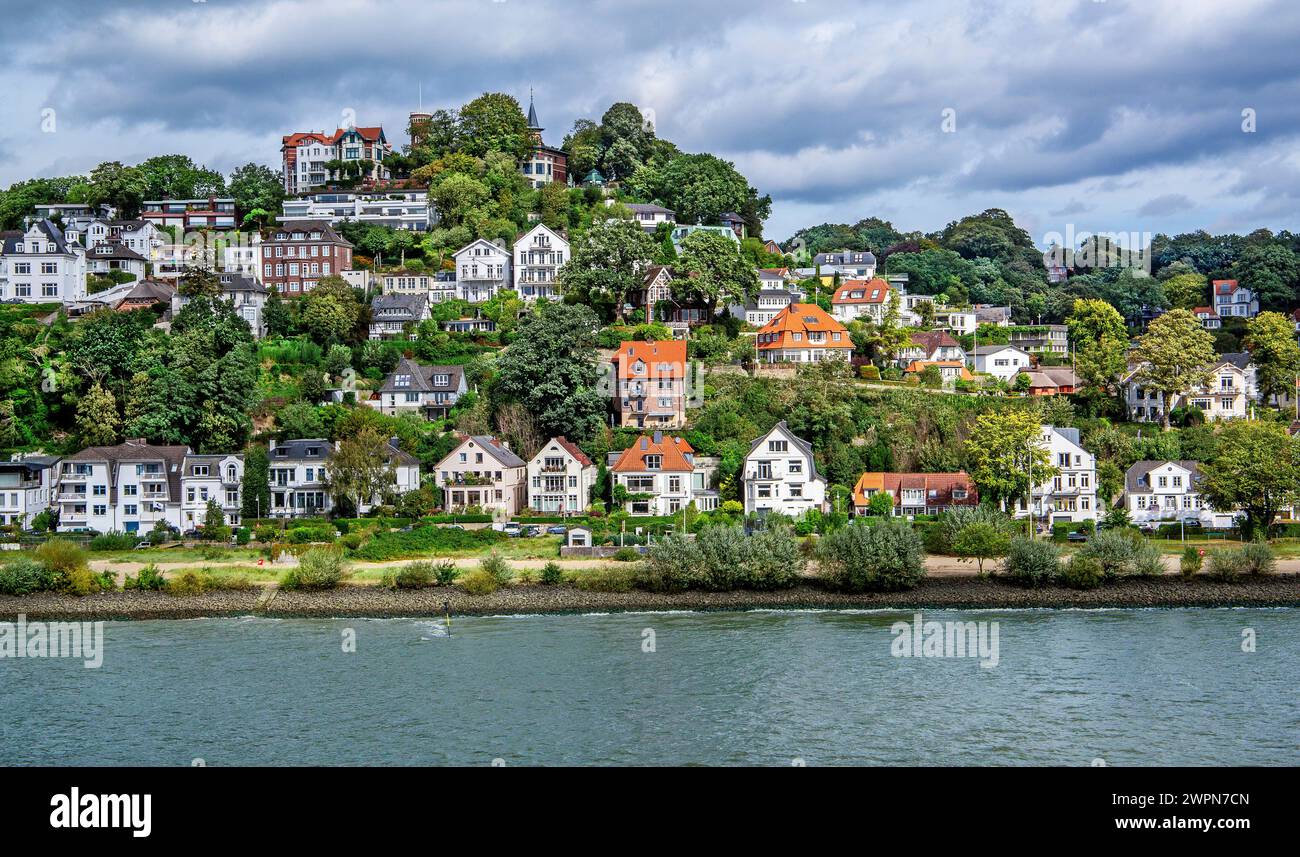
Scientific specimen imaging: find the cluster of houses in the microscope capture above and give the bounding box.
[0,412,1257,534]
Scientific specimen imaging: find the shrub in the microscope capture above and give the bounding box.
[1060,555,1104,590]
[697,525,749,589]
[0,558,58,595]
[540,561,564,585]
[459,567,499,596]
[165,570,208,596]
[573,564,637,592]
[349,525,506,561]
[817,519,925,592]
[124,564,167,591]
[89,531,137,551]
[1240,542,1275,576]
[433,560,460,585]
[515,568,539,585]
[395,561,436,589]
[254,524,278,542]
[61,566,101,596]
[1001,537,1060,588]
[1130,538,1165,578]
[287,525,336,544]
[638,533,705,592]
[479,551,512,586]
[1179,546,1203,578]
[280,547,350,590]
[612,547,642,562]
[1078,529,1156,579]
[930,506,1017,555]
[338,532,366,550]
[745,525,807,589]
[35,538,88,578]
[235,527,252,546]
[92,570,117,592]
[1206,549,1249,582]
[951,521,1012,578]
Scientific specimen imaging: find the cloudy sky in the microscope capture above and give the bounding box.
[4,0,1300,243]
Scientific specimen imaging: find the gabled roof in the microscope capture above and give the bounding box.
[1217,352,1251,371]
[612,433,696,473]
[852,471,977,508]
[453,237,507,258]
[371,293,428,320]
[268,220,352,247]
[451,435,526,469]
[625,203,675,216]
[270,438,332,461]
[612,339,688,378]
[756,303,851,350]
[904,330,961,356]
[905,360,973,379]
[65,439,191,501]
[0,219,73,256]
[534,436,593,469]
[815,250,876,266]
[971,343,1028,356]
[1124,460,1202,493]
[831,278,890,304]
[747,421,820,479]
[379,357,463,394]
[640,264,675,286]
[1213,279,1241,295]
[88,241,146,261]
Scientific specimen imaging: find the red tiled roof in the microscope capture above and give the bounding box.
[831,278,890,305]
[852,471,978,509]
[1213,279,1239,295]
[612,339,688,379]
[612,434,695,473]
[756,303,851,351]
[551,436,592,468]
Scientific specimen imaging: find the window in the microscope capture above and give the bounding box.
[768,440,788,453]
[644,455,662,470]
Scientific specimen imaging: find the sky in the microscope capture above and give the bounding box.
[4,0,1300,245]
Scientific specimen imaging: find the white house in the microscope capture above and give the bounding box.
[742,421,826,518]
[1012,426,1097,525]
[512,223,569,303]
[1124,460,1236,529]
[829,278,891,324]
[526,437,596,515]
[370,358,466,420]
[727,289,797,327]
[180,454,245,529]
[434,435,528,516]
[267,437,417,518]
[369,293,430,340]
[619,202,675,232]
[610,432,719,515]
[0,220,87,303]
[813,250,877,279]
[1212,279,1258,320]
[0,455,60,528]
[280,189,432,231]
[1123,359,1249,423]
[971,344,1032,382]
[454,238,510,303]
[55,440,190,533]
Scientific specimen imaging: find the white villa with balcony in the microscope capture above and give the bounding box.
[1123,359,1249,423]
[180,454,245,529]
[434,435,528,516]
[512,223,569,303]
[55,440,190,533]
[1124,460,1237,529]
[526,437,596,515]
[742,421,826,518]
[454,239,510,303]
[1011,426,1097,525]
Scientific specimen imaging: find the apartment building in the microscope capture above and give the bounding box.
[1123,359,1249,423]
[742,421,826,518]
[851,471,979,517]
[266,437,418,517]
[756,303,854,363]
[512,223,569,302]
[0,219,87,303]
[526,437,596,515]
[434,436,528,516]
[55,440,189,533]
[259,220,353,295]
[454,239,509,303]
[281,126,392,195]
[609,339,689,429]
[369,293,429,340]
[0,455,60,528]
[180,454,244,529]
[140,197,238,231]
[279,188,432,231]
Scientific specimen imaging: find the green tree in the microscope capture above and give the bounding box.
[1244,311,1300,405]
[672,229,758,319]
[458,92,531,159]
[493,303,607,442]
[228,162,285,224]
[76,382,119,447]
[1161,271,1209,310]
[952,521,1011,578]
[558,215,656,321]
[1066,298,1127,394]
[327,427,396,513]
[1200,420,1300,538]
[241,445,271,520]
[1133,309,1217,429]
[85,161,148,219]
[263,287,294,338]
[654,153,763,226]
[963,410,1058,512]
[138,154,225,201]
[1234,243,1300,310]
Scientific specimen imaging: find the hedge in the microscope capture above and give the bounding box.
[349,526,507,561]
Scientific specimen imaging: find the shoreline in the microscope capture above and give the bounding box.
[2,574,1298,621]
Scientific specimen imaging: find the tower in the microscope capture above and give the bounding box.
[527,88,543,145]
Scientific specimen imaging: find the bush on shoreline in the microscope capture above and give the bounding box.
[1001,537,1060,588]
[280,547,350,590]
[817,519,925,592]
[636,525,805,592]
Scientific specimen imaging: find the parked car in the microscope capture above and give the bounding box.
[182,529,201,538]
[133,541,152,550]
[1066,531,1089,542]
[546,525,567,536]
[502,522,522,536]
[524,525,543,537]
[1137,521,1159,533]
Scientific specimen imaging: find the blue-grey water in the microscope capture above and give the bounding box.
[2,609,1297,766]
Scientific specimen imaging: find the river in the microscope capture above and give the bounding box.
[2,609,1296,765]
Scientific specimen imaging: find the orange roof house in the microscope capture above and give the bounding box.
[755,303,853,363]
[852,471,979,515]
[830,278,891,323]
[612,433,696,473]
[904,360,973,384]
[609,339,689,428]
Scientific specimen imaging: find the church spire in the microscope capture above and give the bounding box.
[527,88,541,131]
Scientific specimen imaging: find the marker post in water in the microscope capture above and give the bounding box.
[443,599,451,638]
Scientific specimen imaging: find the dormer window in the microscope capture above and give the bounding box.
[644,455,662,470]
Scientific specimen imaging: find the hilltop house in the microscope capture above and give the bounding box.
[1123,358,1249,423]
[512,223,569,303]
[610,432,718,515]
[368,293,429,340]
[742,421,826,518]
[756,303,853,363]
[829,278,891,324]
[1124,460,1236,529]
[371,358,466,420]
[896,331,966,367]
[454,238,510,303]
[814,251,877,279]
[434,435,527,516]
[851,472,979,517]
[1193,306,1222,330]
[609,339,689,428]
[170,272,267,337]
[1212,279,1258,320]
[626,264,674,322]
[971,344,1032,382]
[620,202,675,232]
[1007,324,1069,357]
[526,437,596,515]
